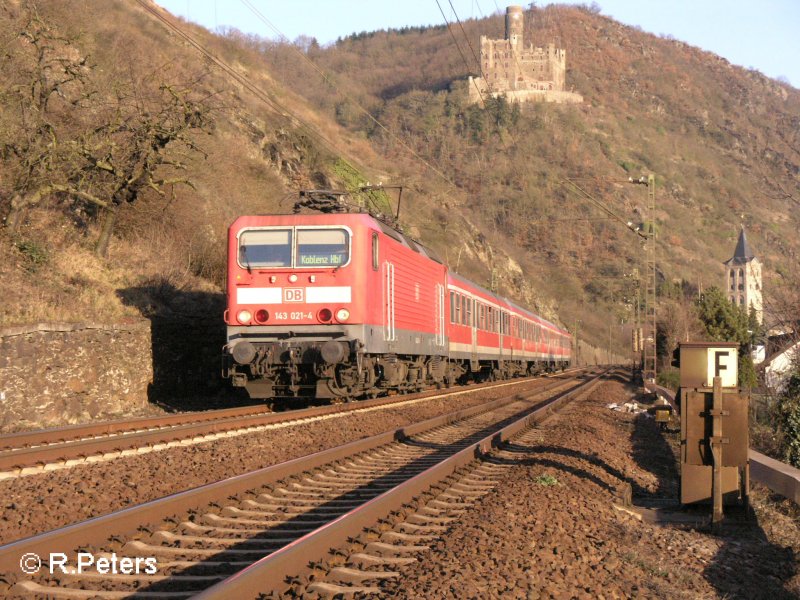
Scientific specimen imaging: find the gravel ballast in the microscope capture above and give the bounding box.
[381,377,800,599]
[0,380,546,545]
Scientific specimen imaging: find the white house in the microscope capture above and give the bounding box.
[764,341,800,392]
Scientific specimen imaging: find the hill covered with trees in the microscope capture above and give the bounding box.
[1,0,799,357]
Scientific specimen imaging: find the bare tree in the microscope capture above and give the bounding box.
[0,2,93,231]
[1,2,213,256]
[75,80,212,256]
[763,264,800,339]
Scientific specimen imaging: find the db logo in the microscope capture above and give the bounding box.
[284,288,304,302]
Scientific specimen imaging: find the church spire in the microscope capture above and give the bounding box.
[722,225,762,324]
[733,227,754,261]
[725,227,755,265]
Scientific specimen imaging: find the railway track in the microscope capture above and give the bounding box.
[276,424,562,599]
[0,367,604,599]
[0,372,579,480]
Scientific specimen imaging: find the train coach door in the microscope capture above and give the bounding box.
[497,309,503,362]
[382,261,396,345]
[470,297,478,368]
[435,283,446,349]
[499,311,506,365]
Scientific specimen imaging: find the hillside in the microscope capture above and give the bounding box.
[1,1,799,356]
[290,6,800,322]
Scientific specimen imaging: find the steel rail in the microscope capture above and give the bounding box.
[0,372,590,577]
[0,404,275,451]
[194,369,607,598]
[0,373,577,474]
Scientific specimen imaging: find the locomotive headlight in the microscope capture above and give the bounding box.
[288,274,298,283]
[237,309,252,324]
[254,309,269,323]
[336,308,350,322]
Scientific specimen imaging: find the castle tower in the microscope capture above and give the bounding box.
[505,5,524,52]
[723,227,762,323]
[468,5,582,106]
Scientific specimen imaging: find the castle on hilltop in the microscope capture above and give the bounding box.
[467,5,582,106]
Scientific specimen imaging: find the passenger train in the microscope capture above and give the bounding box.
[223,210,571,401]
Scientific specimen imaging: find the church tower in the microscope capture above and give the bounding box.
[723,227,762,323]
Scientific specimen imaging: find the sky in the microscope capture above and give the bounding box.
[155,0,800,87]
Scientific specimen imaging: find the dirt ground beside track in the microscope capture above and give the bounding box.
[381,376,800,599]
[0,381,543,545]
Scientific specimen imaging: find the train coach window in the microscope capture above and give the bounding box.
[296,229,349,267]
[450,292,456,323]
[239,229,292,268]
[372,232,379,270]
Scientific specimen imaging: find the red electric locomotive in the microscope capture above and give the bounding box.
[223,211,571,401]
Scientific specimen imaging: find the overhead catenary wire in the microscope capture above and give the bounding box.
[563,178,647,239]
[239,0,459,189]
[142,0,643,274]
[434,0,492,102]
[446,0,484,79]
[444,1,641,242]
[135,0,343,160]
[138,0,457,195]
[437,2,642,243]
[529,217,615,223]
[446,0,520,107]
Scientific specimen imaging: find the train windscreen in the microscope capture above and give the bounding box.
[239,229,292,268]
[295,228,349,267]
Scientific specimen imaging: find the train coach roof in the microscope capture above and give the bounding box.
[373,219,444,264]
[448,272,567,334]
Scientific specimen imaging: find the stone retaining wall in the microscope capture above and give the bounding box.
[0,322,153,432]
[0,319,621,432]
